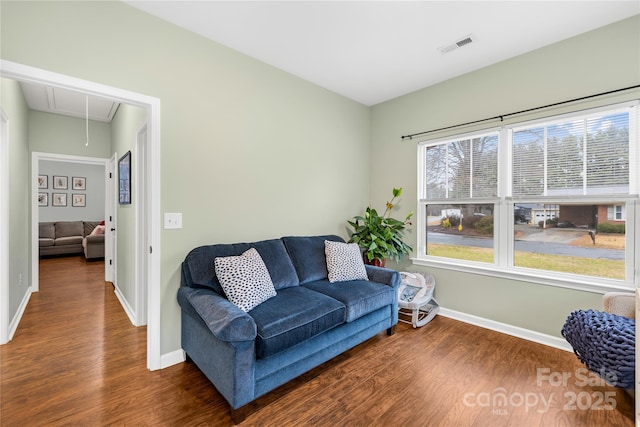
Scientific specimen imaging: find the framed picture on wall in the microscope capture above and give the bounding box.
[53,176,68,190]
[52,193,67,207]
[72,176,86,190]
[38,175,48,189]
[72,194,86,207]
[118,151,131,205]
[38,192,48,206]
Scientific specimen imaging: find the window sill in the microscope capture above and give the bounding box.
[411,257,634,294]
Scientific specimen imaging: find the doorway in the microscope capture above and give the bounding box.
[32,152,108,293]
[0,60,162,370]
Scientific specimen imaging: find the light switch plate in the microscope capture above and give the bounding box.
[164,212,182,229]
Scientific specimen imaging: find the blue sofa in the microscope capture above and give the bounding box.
[178,235,400,422]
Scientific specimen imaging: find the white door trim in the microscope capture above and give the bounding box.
[0,108,9,345]
[135,124,148,327]
[1,60,162,371]
[106,154,117,284]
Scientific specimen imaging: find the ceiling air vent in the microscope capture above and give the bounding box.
[439,34,476,54]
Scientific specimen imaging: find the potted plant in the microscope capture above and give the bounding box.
[347,187,414,267]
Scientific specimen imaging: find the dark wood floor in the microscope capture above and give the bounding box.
[0,256,634,426]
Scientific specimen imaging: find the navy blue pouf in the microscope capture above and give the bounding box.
[561,309,635,389]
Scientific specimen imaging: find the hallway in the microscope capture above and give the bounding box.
[0,256,223,425]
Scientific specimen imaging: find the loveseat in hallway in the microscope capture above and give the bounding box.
[178,235,400,422]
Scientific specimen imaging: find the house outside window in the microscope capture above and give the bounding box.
[416,102,639,291]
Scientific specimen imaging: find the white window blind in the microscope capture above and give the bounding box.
[512,110,630,197]
[424,132,498,200]
[585,112,629,194]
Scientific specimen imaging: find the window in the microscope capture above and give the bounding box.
[608,205,625,221]
[421,132,498,264]
[417,103,638,291]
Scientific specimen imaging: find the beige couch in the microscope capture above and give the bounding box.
[603,292,636,396]
[602,292,636,319]
[39,221,105,259]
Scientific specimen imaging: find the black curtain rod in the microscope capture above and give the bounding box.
[401,84,640,141]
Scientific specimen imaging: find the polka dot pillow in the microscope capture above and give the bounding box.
[214,248,277,312]
[324,240,369,283]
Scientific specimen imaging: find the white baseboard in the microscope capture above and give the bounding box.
[113,286,136,326]
[8,286,32,342]
[438,307,573,353]
[113,285,184,371]
[161,349,185,369]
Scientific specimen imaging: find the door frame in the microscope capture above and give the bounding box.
[106,154,117,284]
[0,108,9,345]
[0,60,162,370]
[135,124,148,326]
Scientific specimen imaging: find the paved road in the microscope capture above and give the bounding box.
[428,232,624,260]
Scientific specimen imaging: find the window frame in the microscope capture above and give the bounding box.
[414,101,640,293]
[608,204,626,221]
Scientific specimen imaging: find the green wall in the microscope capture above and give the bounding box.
[2,1,636,355]
[110,103,146,312]
[37,160,105,222]
[29,110,111,158]
[0,78,30,324]
[1,1,371,355]
[370,15,640,337]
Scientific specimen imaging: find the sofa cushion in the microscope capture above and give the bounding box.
[282,235,344,284]
[251,239,299,290]
[55,236,83,246]
[39,238,54,247]
[39,222,55,239]
[185,238,299,295]
[185,243,252,295]
[324,240,368,283]
[249,286,346,358]
[214,248,277,312]
[303,279,395,323]
[55,221,83,238]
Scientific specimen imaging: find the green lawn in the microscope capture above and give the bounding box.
[427,243,625,280]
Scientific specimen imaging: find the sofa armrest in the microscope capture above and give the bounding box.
[84,234,104,244]
[365,265,401,289]
[177,287,257,342]
[602,292,635,319]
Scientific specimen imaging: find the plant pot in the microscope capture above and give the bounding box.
[363,256,386,268]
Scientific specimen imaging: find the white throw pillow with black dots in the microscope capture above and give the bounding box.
[214,248,277,312]
[324,240,369,283]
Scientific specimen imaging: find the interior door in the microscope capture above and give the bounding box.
[105,153,116,283]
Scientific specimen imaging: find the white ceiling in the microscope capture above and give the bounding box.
[19,1,640,119]
[124,1,640,106]
[21,82,120,122]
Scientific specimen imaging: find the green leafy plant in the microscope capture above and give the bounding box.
[473,215,494,235]
[598,223,625,234]
[347,188,414,265]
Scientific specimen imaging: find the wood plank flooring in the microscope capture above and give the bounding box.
[0,256,634,426]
